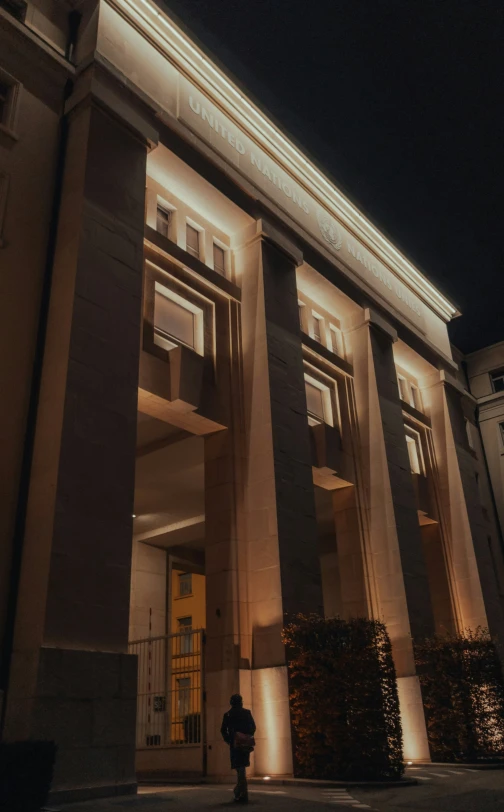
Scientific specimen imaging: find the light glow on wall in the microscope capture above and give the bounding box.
[109,0,458,323]
[252,667,292,776]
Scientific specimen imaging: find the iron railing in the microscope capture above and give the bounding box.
[129,629,205,749]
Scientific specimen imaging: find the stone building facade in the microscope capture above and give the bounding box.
[1,0,504,801]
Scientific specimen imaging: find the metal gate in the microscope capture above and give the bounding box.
[129,629,206,775]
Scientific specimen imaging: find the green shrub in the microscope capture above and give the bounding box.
[282,615,403,781]
[416,628,504,762]
[0,740,57,812]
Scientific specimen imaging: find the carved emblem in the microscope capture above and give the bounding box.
[316,208,343,251]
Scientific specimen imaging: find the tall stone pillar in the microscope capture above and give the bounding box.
[203,293,251,778]
[350,308,432,761]
[236,219,323,776]
[426,370,504,644]
[332,485,370,619]
[3,71,157,798]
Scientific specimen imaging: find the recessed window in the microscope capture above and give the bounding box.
[0,172,9,248]
[499,422,504,448]
[410,384,422,412]
[213,242,226,275]
[397,375,409,402]
[177,616,193,655]
[329,324,344,358]
[466,418,475,450]
[305,381,325,425]
[298,301,305,330]
[0,81,10,125]
[0,69,20,134]
[156,205,172,238]
[177,677,191,716]
[305,374,334,427]
[490,370,504,393]
[155,291,194,350]
[312,313,323,343]
[405,429,425,475]
[186,223,201,260]
[153,282,204,355]
[0,1,27,22]
[178,572,192,597]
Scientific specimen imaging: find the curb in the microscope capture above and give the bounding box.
[249,776,418,789]
[416,761,504,771]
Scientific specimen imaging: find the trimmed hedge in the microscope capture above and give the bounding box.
[416,628,504,763]
[282,615,403,780]
[0,740,56,812]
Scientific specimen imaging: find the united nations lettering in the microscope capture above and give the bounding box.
[317,209,343,251]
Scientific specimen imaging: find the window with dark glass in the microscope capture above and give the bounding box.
[405,429,424,475]
[410,384,422,411]
[397,375,408,402]
[186,223,200,259]
[298,302,305,330]
[313,315,322,343]
[178,572,192,597]
[177,677,191,716]
[490,370,504,393]
[466,418,475,450]
[213,242,226,275]
[156,205,171,238]
[0,80,11,125]
[500,422,504,447]
[0,1,27,23]
[305,381,325,425]
[154,290,195,350]
[329,324,343,357]
[177,616,193,654]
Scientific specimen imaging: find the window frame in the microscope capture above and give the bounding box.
[397,374,409,403]
[156,201,174,239]
[0,68,20,137]
[304,371,335,428]
[0,172,9,248]
[177,616,193,655]
[212,240,227,276]
[176,676,191,717]
[298,300,306,332]
[178,572,193,598]
[499,421,504,450]
[328,323,344,358]
[186,220,203,261]
[405,426,426,476]
[153,280,204,356]
[311,311,324,344]
[465,418,475,450]
[490,370,504,394]
[410,383,422,412]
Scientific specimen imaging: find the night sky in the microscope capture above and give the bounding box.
[164,0,503,354]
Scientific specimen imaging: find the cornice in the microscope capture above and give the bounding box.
[107,0,458,324]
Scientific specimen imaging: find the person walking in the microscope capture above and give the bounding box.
[221,694,256,803]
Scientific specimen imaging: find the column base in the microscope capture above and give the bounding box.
[252,665,293,776]
[4,647,138,795]
[397,675,430,762]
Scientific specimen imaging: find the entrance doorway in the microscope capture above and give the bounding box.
[129,411,207,778]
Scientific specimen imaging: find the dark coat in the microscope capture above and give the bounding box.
[220,707,256,769]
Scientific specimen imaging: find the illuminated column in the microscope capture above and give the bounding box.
[3,70,157,796]
[236,218,323,776]
[426,370,504,643]
[203,293,252,778]
[350,309,432,760]
[332,486,370,619]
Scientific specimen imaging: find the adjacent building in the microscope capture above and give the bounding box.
[1,0,504,801]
